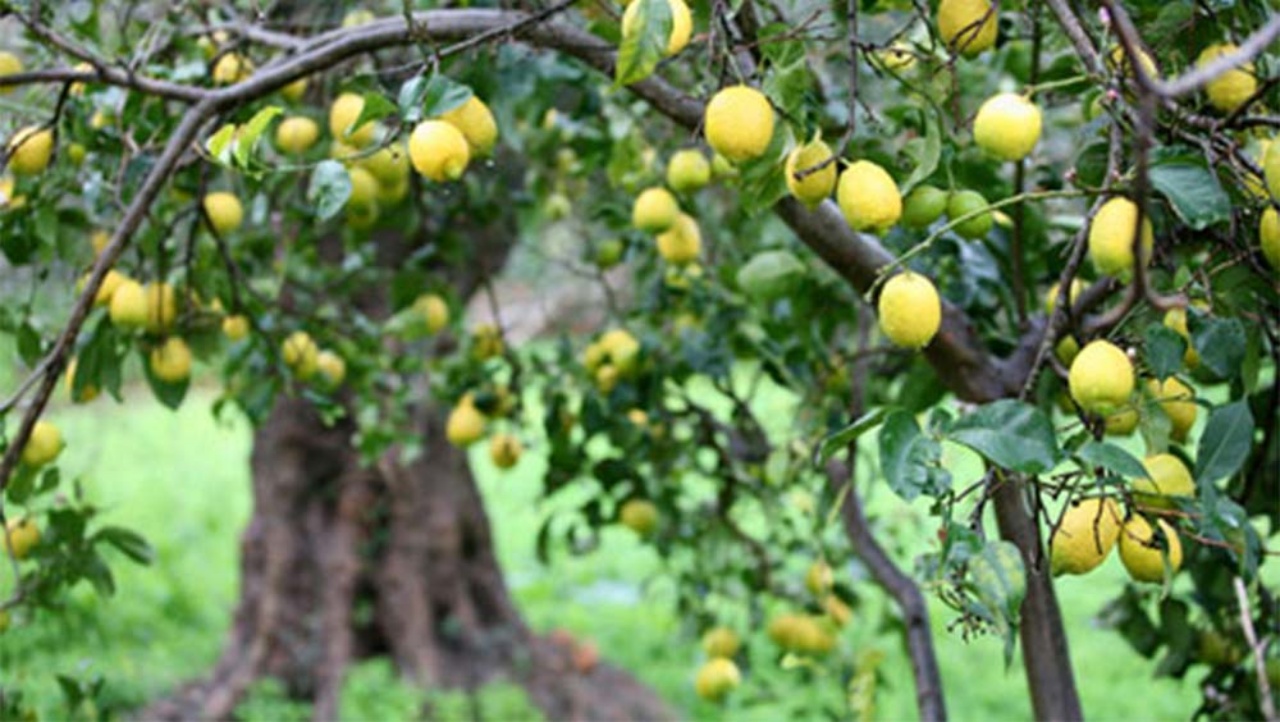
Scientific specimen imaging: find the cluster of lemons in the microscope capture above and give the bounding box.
[445,385,524,471]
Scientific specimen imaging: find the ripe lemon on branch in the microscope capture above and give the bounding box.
[877,272,941,349]
[704,86,774,163]
[1119,515,1183,583]
[973,93,1042,161]
[1132,453,1195,509]
[656,212,702,265]
[20,421,63,468]
[7,126,54,176]
[632,187,679,232]
[837,160,901,233]
[937,0,998,57]
[1197,43,1256,114]
[408,120,470,182]
[439,96,499,156]
[784,138,836,208]
[622,0,693,57]
[1068,339,1133,416]
[1050,497,1121,576]
[1088,197,1153,279]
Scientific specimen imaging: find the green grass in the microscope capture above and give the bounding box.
[0,388,1210,720]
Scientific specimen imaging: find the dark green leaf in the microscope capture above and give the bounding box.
[1075,440,1148,479]
[1143,323,1185,380]
[900,109,942,195]
[419,75,473,118]
[1195,401,1253,485]
[949,400,1061,473]
[813,407,888,467]
[878,410,950,500]
[398,76,429,123]
[1190,315,1245,381]
[140,348,190,411]
[614,0,671,87]
[967,540,1026,666]
[1149,159,1231,230]
[352,92,397,131]
[307,160,352,222]
[94,526,154,565]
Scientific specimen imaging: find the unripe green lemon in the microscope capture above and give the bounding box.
[1068,339,1133,416]
[877,272,941,349]
[489,433,523,470]
[736,249,805,301]
[109,279,149,329]
[1198,44,1256,114]
[595,238,625,269]
[619,498,658,536]
[275,116,319,155]
[329,92,376,147]
[901,185,948,229]
[1104,407,1137,436]
[203,191,244,235]
[1119,515,1182,583]
[937,0,998,57]
[149,337,192,383]
[446,397,486,447]
[694,658,741,701]
[7,126,54,176]
[805,560,833,597]
[973,93,1042,161]
[223,314,250,341]
[0,51,23,95]
[1055,335,1080,366]
[439,96,499,156]
[704,86,775,163]
[1147,376,1196,443]
[1049,497,1121,576]
[622,0,693,57]
[20,420,63,468]
[361,144,411,185]
[408,120,470,182]
[315,349,346,388]
[656,212,701,265]
[946,190,993,239]
[784,138,836,208]
[701,627,741,659]
[837,160,901,233]
[632,187,679,232]
[1132,453,1195,508]
[1088,197,1153,278]
[666,149,711,193]
[1261,207,1280,272]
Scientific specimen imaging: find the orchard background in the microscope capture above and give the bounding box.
[0,0,1278,720]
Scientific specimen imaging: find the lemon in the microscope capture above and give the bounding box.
[66,142,86,165]
[701,627,740,659]
[1147,377,1196,442]
[667,149,711,193]
[1088,197,1153,278]
[622,0,693,57]
[275,116,319,155]
[94,270,126,306]
[937,0,998,57]
[656,212,701,265]
[878,42,916,71]
[7,126,54,176]
[489,433,523,469]
[0,51,23,94]
[1132,453,1195,508]
[361,145,410,185]
[223,314,250,341]
[704,86,775,163]
[211,52,252,85]
[329,92,377,147]
[91,230,110,256]
[282,331,319,379]
[109,279,149,328]
[20,420,62,468]
[1119,515,1182,583]
[877,272,941,349]
[1198,44,1256,114]
[837,160,901,233]
[901,185,948,229]
[145,282,177,333]
[599,328,641,375]
[1106,45,1158,81]
[446,398,486,447]
[347,166,379,209]
[412,294,450,334]
[440,96,499,156]
[203,191,243,235]
[1265,137,1280,200]
[1104,407,1138,436]
[1044,279,1084,315]
[1049,497,1121,576]
[946,190,992,239]
[619,499,658,536]
[767,614,835,655]
[784,138,837,208]
[150,337,193,383]
[694,658,741,702]
[973,93,1042,161]
[595,238,625,268]
[1054,335,1080,367]
[632,187,679,232]
[1068,340,1133,416]
[281,77,308,103]
[595,364,620,393]
[1261,207,1280,272]
[314,350,346,389]
[470,323,505,361]
[65,358,99,403]
[408,120,470,182]
[4,518,40,559]
[805,560,833,597]
[1163,305,1202,369]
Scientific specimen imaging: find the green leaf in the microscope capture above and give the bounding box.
[1075,440,1148,479]
[949,400,1060,474]
[307,160,352,222]
[878,410,950,500]
[1189,315,1246,381]
[234,105,283,168]
[398,76,429,124]
[967,540,1026,666]
[900,109,942,195]
[1148,159,1231,230]
[419,76,473,118]
[205,123,237,165]
[737,249,806,301]
[614,0,671,87]
[93,526,154,565]
[1143,322,1185,380]
[735,121,792,214]
[352,92,397,131]
[1195,401,1253,485]
[813,407,888,467]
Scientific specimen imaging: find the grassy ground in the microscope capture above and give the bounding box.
[0,388,1208,720]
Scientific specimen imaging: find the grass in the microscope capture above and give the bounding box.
[0,387,1211,721]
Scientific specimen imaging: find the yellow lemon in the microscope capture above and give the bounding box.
[91,230,110,256]
[1049,497,1121,576]
[877,272,941,349]
[619,499,659,536]
[470,323,505,361]
[489,433,523,469]
[704,86,775,163]
[7,126,54,176]
[282,331,319,379]
[316,350,346,388]
[144,282,178,333]
[446,398,486,447]
[109,279,149,328]
[701,627,741,659]
[413,294,450,334]
[223,314,250,341]
[211,52,252,85]
[149,337,192,383]
[837,160,901,233]
[973,93,1042,161]
[1264,136,1280,200]
[1198,44,1256,114]
[878,42,917,71]
[1163,305,1202,369]
[1261,207,1280,272]
[361,144,411,185]
[1068,339,1133,416]
[21,420,63,468]
[93,269,126,306]
[439,96,499,156]
[805,560,833,597]
[329,92,377,147]
[1106,45,1158,81]
[599,328,641,375]
[203,191,243,235]
[0,51,23,95]
[632,187,679,232]
[666,149,711,193]
[1088,197,1153,278]
[346,166,379,209]
[4,518,40,559]
[1044,279,1084,315]
[281,76,308,103]
[656,212,701,265]
[622,0,693,57]
[1119,515,1182,583]
[408,120,470,182]
[937,0,998,57]
[785,138,837,208]
[275,116,319,155]
[1147,376,1196,442]
[1133,453,1195,508]
[694,658,741,702]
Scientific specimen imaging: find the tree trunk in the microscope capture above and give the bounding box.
[143,395,668,721]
